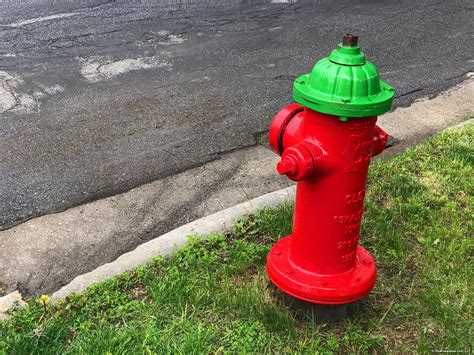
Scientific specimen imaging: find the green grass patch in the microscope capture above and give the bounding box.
[1,125,473,353]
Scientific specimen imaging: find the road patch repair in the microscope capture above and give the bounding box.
[79,55,172,82]
[0,77,473,305]
[3,12,79,28]
[0,71,64,113]
[0,123,472,351]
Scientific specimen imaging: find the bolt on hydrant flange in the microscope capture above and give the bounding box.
[266,34,394,307]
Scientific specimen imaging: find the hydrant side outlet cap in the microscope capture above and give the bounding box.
[293,37,395,118]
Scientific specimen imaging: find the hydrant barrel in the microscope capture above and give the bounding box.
[266,34,394,306]
[290,112,377,276]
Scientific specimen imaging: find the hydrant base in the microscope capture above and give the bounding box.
[266,236,376,305]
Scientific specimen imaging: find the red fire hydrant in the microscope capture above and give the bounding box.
[266,34,394,305]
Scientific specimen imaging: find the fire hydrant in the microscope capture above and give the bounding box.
[266,34,394,305]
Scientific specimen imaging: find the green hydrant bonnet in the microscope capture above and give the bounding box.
[293,34,394,118]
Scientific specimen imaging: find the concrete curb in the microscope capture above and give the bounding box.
[443,118,473,131]
[51,185,296,302]
[0,291,26,320]
[50,117,474,302]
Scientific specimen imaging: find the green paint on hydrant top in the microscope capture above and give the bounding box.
[293,34,395,118]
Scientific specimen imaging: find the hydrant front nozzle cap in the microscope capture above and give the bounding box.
[293,34,395,118]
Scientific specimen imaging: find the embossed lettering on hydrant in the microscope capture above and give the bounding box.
[345,189,366,204]
[333,208,364,224]
[343,135,372,174]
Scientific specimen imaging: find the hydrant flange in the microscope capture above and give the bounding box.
[267,239,376,304]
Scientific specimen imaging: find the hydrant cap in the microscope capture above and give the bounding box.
[293,34,394,118]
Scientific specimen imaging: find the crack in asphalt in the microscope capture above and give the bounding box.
[1,79,22,113]
[394,87,424,99]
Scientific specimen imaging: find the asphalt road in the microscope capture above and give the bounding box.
[1,0,473,229]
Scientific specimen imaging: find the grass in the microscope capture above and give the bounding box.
[1,124,473,353]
